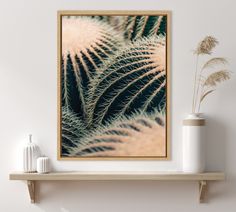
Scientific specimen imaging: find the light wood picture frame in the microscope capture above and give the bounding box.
[57,10,171,160]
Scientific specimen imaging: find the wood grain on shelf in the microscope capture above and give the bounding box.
[9,172,225,181]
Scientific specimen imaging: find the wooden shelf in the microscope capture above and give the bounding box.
[9,171,225,203]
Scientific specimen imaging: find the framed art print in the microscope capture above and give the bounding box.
[58,11,171,160]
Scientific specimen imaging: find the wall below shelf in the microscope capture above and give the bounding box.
[9,171,225,203]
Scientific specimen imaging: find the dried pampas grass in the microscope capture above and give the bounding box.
[194,36,218,55]
[204,70,231,87]
[191,36,231,113]
[202,57,228,70]
[200,90,214,103]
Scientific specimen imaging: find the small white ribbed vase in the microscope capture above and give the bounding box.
[37,156,50,174]
[23,134,41,173]
[182,113,206,173]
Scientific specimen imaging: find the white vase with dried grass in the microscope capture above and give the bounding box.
[182,36,231,173]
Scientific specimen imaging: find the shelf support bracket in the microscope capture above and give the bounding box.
[199,180,207,203]
[27,180,36,203]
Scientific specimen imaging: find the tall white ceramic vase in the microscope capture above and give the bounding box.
[23,134,41,173]
[182,113,206,173]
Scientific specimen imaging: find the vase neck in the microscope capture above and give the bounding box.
[29,134,32,143]
[187,113,204,119]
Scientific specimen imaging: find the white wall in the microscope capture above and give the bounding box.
[0,0,236,211]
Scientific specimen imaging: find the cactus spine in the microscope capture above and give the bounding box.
[70,111,166,157]
[88,36,166,127]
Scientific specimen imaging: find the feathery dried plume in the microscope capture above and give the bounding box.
[202,57,228,70]
[194,36,219,55]
[192,36,232,113]
[204,70,231,87]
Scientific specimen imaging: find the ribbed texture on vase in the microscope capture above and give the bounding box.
[37,157,50,174]
[23,144,41,173]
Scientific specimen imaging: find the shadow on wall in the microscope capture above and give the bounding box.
[35,181,196,212]
[205,115,227,172]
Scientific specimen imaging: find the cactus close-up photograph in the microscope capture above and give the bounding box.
[0,0,236,212]
[59,13,170,159]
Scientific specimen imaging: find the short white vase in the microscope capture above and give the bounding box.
[182,113,206,173]
[37,156,50,174]
[23,134,41,173]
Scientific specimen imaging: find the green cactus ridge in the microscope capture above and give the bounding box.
[92,15,166,41]
[125,15,166,41]
[88,36,166,127]
[61,16,124,121]
[69,110,165,157]
[61,107,86,156]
